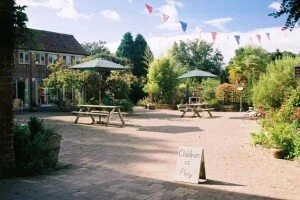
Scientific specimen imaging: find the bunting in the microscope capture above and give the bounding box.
[180,21,187,32]
[266,32,270,40]
[162,14,169,22]
[234,35,240,45]
[145,4,153,15]
[127,2,290,47]
[256,34,261,43]
[211,32,217,42]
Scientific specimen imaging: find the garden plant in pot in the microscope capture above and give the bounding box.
[14,116,62,175]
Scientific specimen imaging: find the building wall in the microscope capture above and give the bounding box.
[13,50,85,107]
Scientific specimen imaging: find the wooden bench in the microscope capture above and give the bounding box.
[196,108,214,117]
[72,111,110,124]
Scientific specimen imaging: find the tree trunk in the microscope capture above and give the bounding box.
[0,0,15,176]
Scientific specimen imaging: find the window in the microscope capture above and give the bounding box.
[75,56,83,62]
[48,54,58,64]
[35,53,45,65]
[63,55,71,66]
[19,51,30,64]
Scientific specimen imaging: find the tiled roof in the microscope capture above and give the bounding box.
[18,29,89,56]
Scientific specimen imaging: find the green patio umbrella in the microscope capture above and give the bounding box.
[69,58,127,104]
[177,69,217,79]
[177,69,217,101]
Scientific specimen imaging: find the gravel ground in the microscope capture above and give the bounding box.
[1,107,299,200]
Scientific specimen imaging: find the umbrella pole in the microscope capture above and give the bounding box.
[99,71,102,105]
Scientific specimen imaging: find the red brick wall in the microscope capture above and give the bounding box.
[0,0,15,175]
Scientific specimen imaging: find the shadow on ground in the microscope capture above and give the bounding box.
[138,125,202,134]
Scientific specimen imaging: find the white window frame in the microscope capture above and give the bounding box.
[48,54,58,64]
[19,51,30,64]
[35,52,45,65]
[62,54,72,66]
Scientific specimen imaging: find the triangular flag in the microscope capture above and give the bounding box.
[128,0,133,4]
[180,21,187,32]
[266,32,270,40]
[162,13,169,22]
[256,34,261,43]
[234,35,240,45]
[211,32,217,42]
[145,4,153,15]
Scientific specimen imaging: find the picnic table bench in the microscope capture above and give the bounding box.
[72,105,126,126]
[178,103,214,118]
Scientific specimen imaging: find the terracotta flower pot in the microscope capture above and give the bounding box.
[148,105,156,110]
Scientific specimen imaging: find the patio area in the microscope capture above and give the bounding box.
[1,107,300,200]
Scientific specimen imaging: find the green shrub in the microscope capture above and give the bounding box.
[14,117,60,175]
[216,83,237,104]
[137,97,150,107]
[201,78,220,104]
[251,88,300,159]
[102,94,134,113]
[252,56,300,108]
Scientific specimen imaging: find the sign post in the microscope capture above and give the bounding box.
[175,146,206,184]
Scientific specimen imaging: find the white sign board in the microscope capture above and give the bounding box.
[175,146,206,184]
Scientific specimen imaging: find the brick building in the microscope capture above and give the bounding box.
[13,29,88,108]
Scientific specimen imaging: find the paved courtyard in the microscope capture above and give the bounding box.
[1,107,300,200]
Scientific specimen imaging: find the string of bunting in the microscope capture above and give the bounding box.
[128,0,289,45]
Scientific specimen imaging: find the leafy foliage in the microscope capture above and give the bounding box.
[14,117,60,175]
[216,83,236,104]
[106,71,137,99]
[43,59,88,101]
[252,56,300,108]
[132,34,148,77]
[228,46,270,85]
[200,78,220,105]
[269,49,298,61]
[169,39,223,76]
[269,0,300,30]
[116,32,134,60]
[251,88,300,159]
[81,40,110,56]
[144,57,180,104]
[116,32,153,103]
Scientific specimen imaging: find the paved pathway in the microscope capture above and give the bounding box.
[1,108,300,200]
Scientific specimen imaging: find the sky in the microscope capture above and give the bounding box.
[16,0,300,64]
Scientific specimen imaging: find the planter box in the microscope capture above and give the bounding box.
[148,105,156,110]
[221,105,234,112]
[271,148,285,159]
[44,134,62,164]
[155,104,173,109]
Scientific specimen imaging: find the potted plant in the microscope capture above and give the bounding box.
[14,116,62,174]
[148,103,156,110]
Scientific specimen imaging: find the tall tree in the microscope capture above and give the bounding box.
[170,39,223,76]
[116,32,134,59]
[81,40,110,56]
[132,34,148,77]
[269,0,300,30]
[142,45,154,69]
[0,0,27,175]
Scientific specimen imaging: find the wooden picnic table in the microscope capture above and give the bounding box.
[179,103,214,118]
[72,104,125,125]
